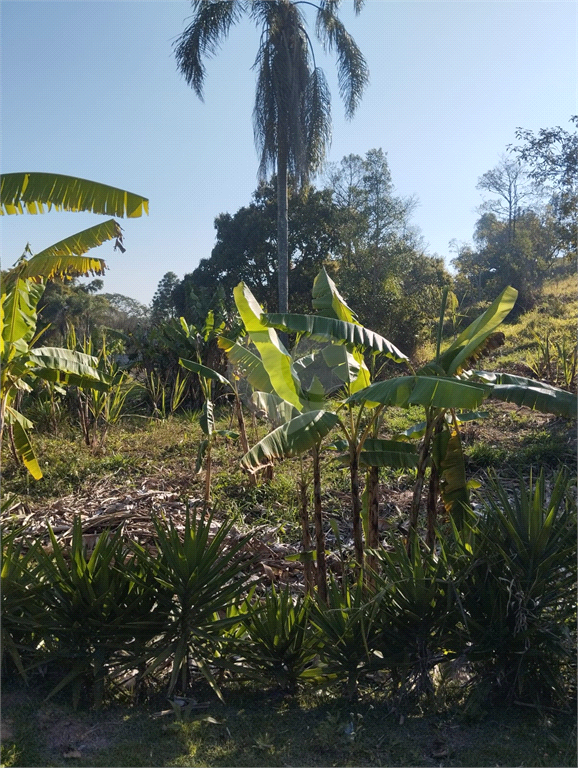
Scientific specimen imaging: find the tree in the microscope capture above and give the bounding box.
[476,155,534,244]
[187,180,344,312]
[510,116,577,257]
[150,271,180,324]
[174,0,369,313]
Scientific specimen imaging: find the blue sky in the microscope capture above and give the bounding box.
[2,0,575,307]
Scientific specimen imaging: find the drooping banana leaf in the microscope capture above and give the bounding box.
[262,313,408,364]
[218,337,274,394]
[241,410,340,472]
[233,284,304,410]
[1,173,148,217]
[179,358,231,388]
[358,439,418,469]
[473,371,577,418]
[436,426,470,527]
[15,220,124,281]
[408,376,490,410]
[6,409,42,480]
[251,391,299,427]
[27,347,112,390]
[436,286,518,375]
[345,376,415,407]
[200,400,214,436]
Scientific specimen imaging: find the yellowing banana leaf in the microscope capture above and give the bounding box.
[437,427,469,527]
[1,277,45,349]
[241,410,340,473]
[437,286,517,375]
[312,267,357,323]
[16,220,124,282]
[1,173,148,217]
[27,347,112,390]
[218,337,274,394]
[262,313,408,364]
[474,371,577,418]
[233,284,303,410]
[6,409,42,479]
[358,439,418,469]
[179,358,231,388]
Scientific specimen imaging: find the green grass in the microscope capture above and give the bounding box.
[2,677,576,767]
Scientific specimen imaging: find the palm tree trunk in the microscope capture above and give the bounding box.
[277,142,289,315]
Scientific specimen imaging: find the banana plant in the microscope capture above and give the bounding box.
[345,285,577,549]
[238,270,416,574]
[1,172,148,476]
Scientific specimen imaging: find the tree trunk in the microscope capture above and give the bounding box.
[277,143,289,315]
[312,445,327,601]
[349,448,364,570]
[299,458,315,596]
[366,464,380,575]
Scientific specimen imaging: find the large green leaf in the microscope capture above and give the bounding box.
[312,267,357,323]
[473,371,577,418]
[179,358,231,388]
[241,410,340,472]
[437,286,518,375]
[436,426,469,525]
[27,347,112,390]
[262,313,408,364]
[347,375,490,410]
[8,413,42,479]
[218,337,274,394]
[233,284,304,410]
[408,376,490,410]
[321,344,370,392]
[15,220,124,281]
[357,439,418,469]
[1,277,45,351]
[1,173,148,217]
[251,391,299,426]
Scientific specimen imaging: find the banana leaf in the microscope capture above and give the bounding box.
[241,410,340,472]
[251,391,299,426]
[436,286,518,374]
[1,277,45,350]
[179,358,231,388]
[1,172,148,217]
[357,439,418,469]
[28,347,112,390]
[234,284,304,410]
[218,337,274,394]
[474,371,577,418]
[262,313,408,364]
[15,220,123,281]
[312,267,357,323]
[9,414,42,479]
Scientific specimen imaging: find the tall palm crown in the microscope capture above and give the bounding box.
[175,0,368,312]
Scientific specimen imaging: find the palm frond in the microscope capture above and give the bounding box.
[0,173,148,217]
[175,0,246,100]
[315,6,369,118]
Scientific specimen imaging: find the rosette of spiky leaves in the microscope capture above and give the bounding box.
[32,519,163,708]
[369,538,457,699]
[1,527,48,681]
[218,586,321,694]
[146,506,253,700]
[308,577,385,700]
[451,470,577,707]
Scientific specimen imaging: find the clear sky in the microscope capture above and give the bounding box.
[1,0,575,307]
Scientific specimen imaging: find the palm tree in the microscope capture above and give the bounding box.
[174,0,369,313]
